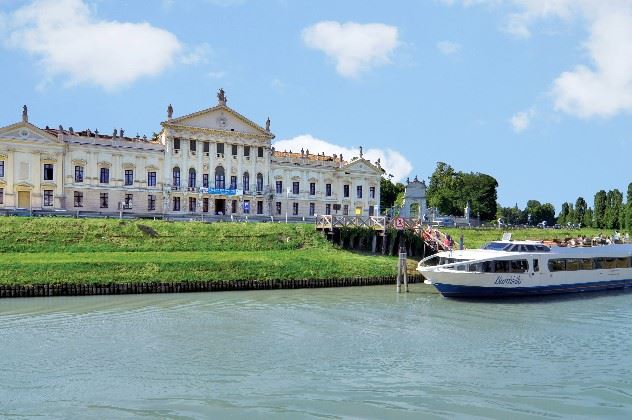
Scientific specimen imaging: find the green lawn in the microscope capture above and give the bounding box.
[0,218,398,285]
[442,227,606,249]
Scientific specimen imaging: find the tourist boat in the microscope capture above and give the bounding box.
[417,239,632,298]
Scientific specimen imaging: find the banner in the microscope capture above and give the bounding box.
[198,187,242,196]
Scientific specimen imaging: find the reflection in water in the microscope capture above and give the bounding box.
[1,285,632,418]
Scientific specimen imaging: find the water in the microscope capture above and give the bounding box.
[2,285,632,419]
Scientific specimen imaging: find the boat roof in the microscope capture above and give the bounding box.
[430,243,632,261]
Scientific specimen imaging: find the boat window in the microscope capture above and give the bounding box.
[580,258,593,270]
[510,259,528,273]
[616,257,631,269]
[532,259,539,272]
[468,263,482,272]
[566,259,581,271]
[604,258,617,269]
[548,259,566,272]
[482,261,493,273]
[534,245,550,252]
[525,244,537,252]
[456,264,466,271]
[483,242,510,251]
[494,260,510,273]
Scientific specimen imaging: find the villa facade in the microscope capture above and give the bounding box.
[0,91,383,218]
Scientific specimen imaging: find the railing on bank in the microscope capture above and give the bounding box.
[315,215,387,230]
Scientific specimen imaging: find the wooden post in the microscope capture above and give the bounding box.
[371,233,377,254]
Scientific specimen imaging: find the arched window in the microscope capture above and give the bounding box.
[215,166,225,189]
[172,167,180,188]
[243,172,250,192]
[188,168,196,189]
[256,173,264,193]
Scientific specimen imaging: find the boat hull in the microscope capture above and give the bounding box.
[433,278,632,298]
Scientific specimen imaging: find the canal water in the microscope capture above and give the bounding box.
[1,285,632,419]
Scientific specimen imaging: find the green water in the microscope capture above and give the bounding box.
[1,285,632,419]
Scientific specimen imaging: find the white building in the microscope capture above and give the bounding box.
[0,91,383,218]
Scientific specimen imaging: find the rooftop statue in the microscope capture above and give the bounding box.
[265,117,270,132]
[22,105,28,123]
[167,104,173,119]
[218,88,227,104]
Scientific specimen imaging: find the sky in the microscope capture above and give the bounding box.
[1,0,632,212]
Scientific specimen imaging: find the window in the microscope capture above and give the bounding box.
[203,174,209,188]
[230,176,237,190]
[174,138,181,150]
[310,183,315,195]
[124,170,133,186]
[244,146,250,157]
[232,144,238,156]
[293,181,299,195]
[258,147,264,158]
[43,190,53,206]
[257,200,263,215]
[44,164,54,181]
[276,202,282,215]
[0,161,4,177]
[276,181,283,194]
[100,167,109,184]
[309,202,315,216]
[293,202,299,216]
[217,143,224,155]
[243,172,250,192]
[343,184,349,198]
[326,183,331,197]
[148,195,156,211]
[231,200,237,213]
[173,197,181,211]
[188,168,196,189]
[189,197,196,212]
[370,186,375,199]
[190,139,196,152]
[243,200,250,214]
[124,194,133,209]
[256,173,263,192]
[548,259,566,272]
[369,205,374,216]
[173,167,181,187]
[203,142,210,154]
[215,166,225,189]
[325,204,331,215]
[357,186,363,198]
[343,204,349,215]
[510,260,528,273]
[203,198,209,213]
[100,193,108,208]
[147,171,156,187]
[0,188,4,204]
[74,166,83,182]
[73,191,83,207]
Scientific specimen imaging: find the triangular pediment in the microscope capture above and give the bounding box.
[0,121,61,144]
[163,105,274,138]
[340,158,383,175]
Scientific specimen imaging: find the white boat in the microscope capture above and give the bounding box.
[417,239,632,298]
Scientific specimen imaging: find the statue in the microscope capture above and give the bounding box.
[113,128,118,137]
[218,88,227,104]
[265,117,270,132]
[359,146,363,158]
[301,148,304,157]
[414,175,419,182]
[167,104,173,119]
[58,125,63,131]
[22,105,28,123]
[69,127,74,134]
[376,158,381,167]
[120,128,124,137]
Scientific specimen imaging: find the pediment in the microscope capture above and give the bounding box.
[164,105,273,138]
[340,158,383,175]
[0,122,61,144]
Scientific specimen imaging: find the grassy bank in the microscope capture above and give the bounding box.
[0,218,398,285]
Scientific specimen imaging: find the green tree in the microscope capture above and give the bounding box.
[575,197,587,227]
[624,183,632,231]
[380,176,405,212]
[557,202,570,225]
[583,207,594,228]
[604,189,623,229]
[594,190,607,228]
[426,162,462,216]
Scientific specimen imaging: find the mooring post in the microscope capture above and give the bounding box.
[371,233,377,254]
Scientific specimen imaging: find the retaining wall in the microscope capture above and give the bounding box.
[0,275,424,298]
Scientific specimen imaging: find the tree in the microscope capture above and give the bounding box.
[594,190,607,228]
[604,189,623,229]
[624,183,632,231]
[426,162,462,216]
[380,176,405,211]
[557,202,570,225]
[575,197,587,226]
[583,207,594,228]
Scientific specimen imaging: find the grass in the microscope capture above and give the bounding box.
[0,217,398,285]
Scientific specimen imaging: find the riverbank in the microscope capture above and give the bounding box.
[0,218,404,289]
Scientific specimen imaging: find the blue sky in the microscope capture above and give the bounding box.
[1,0,632,212]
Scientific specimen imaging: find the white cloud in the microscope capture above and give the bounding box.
[436,40,461,55]
[180,43,211,65]
[273,134,412,182]
[3,0,182,90]
[510,108,535,133]
[302,21,399,78]
[444,0,632,118]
